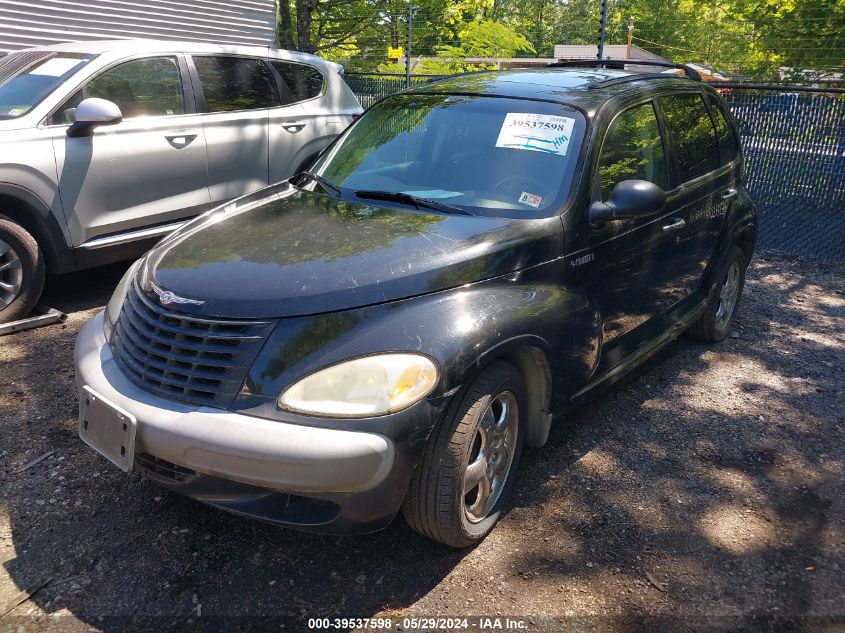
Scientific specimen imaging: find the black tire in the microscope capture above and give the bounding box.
[686,245,746,343]
[403,361,526,548]
[0,219,46,324]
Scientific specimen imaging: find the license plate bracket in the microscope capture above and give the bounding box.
[79,386,137,472]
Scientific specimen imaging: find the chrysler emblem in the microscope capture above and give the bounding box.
[151,283,205,307]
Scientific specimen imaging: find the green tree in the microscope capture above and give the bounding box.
[435,20,536,71]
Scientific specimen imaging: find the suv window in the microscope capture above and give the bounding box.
[270,61,324,104]
[659,93,720,181]
[90,57,184,118]
[49,56,184,125]
[0,52,91,119]
[597,102,668,200]
[706,95,739,165]
[193,56,280,112]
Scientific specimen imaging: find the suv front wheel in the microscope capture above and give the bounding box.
[403,361,526,547]
[0,219,46,324]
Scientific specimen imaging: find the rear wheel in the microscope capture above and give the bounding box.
[0,219,46,324]
[403,361,525,547]
[686,245,746,342]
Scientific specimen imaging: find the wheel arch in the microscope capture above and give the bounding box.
[735,221,756,265]
[0,184,75,274]
[474,336,554,448]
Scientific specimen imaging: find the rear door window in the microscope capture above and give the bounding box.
[270,61,324,104]
[659,93,720,181]
[193,56,280,112]
[597,101,669,200]
[706,95,739,165]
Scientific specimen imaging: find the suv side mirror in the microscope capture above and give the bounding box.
[67,98,123,138]
[589,179,665,223]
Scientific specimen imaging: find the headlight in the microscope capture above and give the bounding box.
[278,353,438,418]
[105,259,141,328]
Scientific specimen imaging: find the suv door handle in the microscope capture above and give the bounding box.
[722,188,738,200]
[164,131,198,148]
[282,121,307,133]
[662,218,686,232]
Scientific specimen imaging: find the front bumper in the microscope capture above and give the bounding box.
[74,312,427,533]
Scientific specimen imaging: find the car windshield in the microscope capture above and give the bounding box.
[0,52,92,119]
[314,93,586,218]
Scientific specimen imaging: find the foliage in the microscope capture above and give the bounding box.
[276,0,845,81]
[434,20,536,72]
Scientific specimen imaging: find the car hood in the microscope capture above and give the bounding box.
[141,185,563,319]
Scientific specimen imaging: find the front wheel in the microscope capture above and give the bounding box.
[686,245,747,342]
[403,361,525,547]
[0,219,46,324]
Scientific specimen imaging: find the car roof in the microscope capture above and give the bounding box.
[412,68,706,112]
[16,38,331,67]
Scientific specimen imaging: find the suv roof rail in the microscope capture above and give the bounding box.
[547,59,702,82]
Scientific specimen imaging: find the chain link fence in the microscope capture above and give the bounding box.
[344,72,845,262]
[720,88,845,261]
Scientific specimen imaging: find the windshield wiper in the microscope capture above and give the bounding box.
[296,171,341,196]
[354,190,474,216]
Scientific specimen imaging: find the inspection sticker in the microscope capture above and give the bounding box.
[496,113,575,157]
[518,191,543,209]
[518,191,543,208]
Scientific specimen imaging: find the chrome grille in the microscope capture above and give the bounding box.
[111,283,274,407]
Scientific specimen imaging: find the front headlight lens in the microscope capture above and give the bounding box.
[106,259,141,327]
[278,353,438,418]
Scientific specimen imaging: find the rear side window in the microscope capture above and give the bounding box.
[85,56,184,118]
[597,102,668,200]
[659,93,720,181]
[706,95,739,165]
[193,56,280,112]
[271,61,324,104]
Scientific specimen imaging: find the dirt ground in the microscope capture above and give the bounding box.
[0,252,842,632]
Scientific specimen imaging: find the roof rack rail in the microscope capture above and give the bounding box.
[547,59,702,82]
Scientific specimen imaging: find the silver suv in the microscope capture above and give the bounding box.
[0,40,362,322]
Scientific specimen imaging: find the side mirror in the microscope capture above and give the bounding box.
[67,98,123,138]
[589,179,665,223]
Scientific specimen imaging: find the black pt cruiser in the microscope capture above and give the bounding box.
[75,62,756,547]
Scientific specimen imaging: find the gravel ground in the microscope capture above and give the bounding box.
[0,253,843,632]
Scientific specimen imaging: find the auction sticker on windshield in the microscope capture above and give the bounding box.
[496,113,575,157]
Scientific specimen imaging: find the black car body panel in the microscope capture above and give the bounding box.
[143,187,564,319]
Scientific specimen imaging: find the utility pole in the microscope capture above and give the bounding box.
[596,0,608,63]
[405,0,412,88]
[626,16,634,59]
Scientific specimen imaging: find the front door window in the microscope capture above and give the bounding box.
[597,102,668,200]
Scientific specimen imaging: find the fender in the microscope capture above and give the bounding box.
[704,189,757,291]
[0,182,76,273]
[238,260,599,445]
[287,133,340,179]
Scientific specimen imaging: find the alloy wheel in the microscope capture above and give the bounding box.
[715,259,741,330]
[463,391,519,523]
[0,238,23,308]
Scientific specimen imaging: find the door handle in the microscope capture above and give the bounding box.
[722,188,738,200]
[282,121,307,133]
[164,131,198,148]
[662,218,686,232]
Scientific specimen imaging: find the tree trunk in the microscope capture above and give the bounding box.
[277,0,296,49]
[296,0,318,54]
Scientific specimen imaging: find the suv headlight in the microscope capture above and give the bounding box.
[105,259,141,329]
[278,353,438,418]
